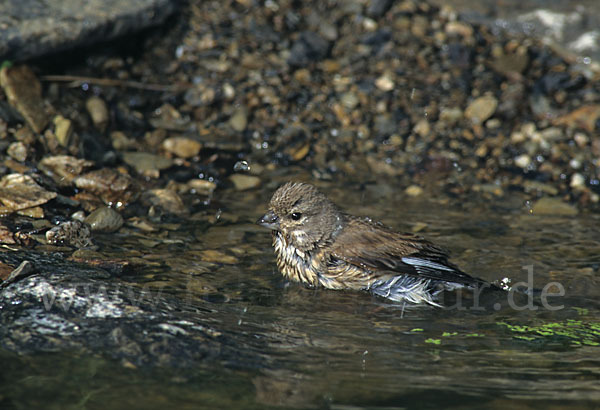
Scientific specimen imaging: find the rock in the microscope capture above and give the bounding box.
[84,207,124,232]
[6,141,27,162]
[375,73,395,91]
[85,96,109,131]
[53,115,73,146]
[553,104,600,132]
[141,189,188,215]
[405,185,423,197]
[46,220,93,248]
[287,31,330,67]
[229,174,261,191]
[74,168,139,207]
[514,154,532,169]
[0,0,176,61]
[570,173,585,190]
[445,21,474,38]
[465,95,498,124]
[110,131,136,151]
[121,151,173,177]
[17,206,44,218]
[367,0,393,17]
[0,65,48,133]
[491,52,529,76]
[439,107,463,125]
[161,136,202,158]
[38,155,94,186]
[197,250,239,265]
[0,173,57,211]
[413,119,430,138]
[187,179,217,195]
[229,107,248,132]
[341,92,359,110]
[531,197,578,216]
[149,103,190,131]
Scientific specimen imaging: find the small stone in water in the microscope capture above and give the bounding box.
[514,154,531,169]
[84,207,124,232]
[86,96,109,131]
[198,250,239,264]
[229,174,261,191]
[7,142,27,162]
[465,95,498,124]
[162,136,202,158]
[405,185,424,197]
[531,197,578,216]
[570,173,585,190]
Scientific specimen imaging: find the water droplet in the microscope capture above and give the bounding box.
[233,160,250,172]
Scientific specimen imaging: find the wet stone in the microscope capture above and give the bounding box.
[531,197,578,216]
[465,95,498,125]
[85,96,109,131]
[38,155,94,187]
[121,151,173,178]
[84,207,124,233]
[229,174,261,191]
[141,189,188,215]
[53,115,73,147]
[46,220,93,248]
[162,136,202,158]
[197,249,239,265]
[229,107,248,132]
[7,141,27,162]
[0,173,57,211]
[0,65,48,133]
[287,31,330,67]
[405,185,424,197]
[74,168,140,207]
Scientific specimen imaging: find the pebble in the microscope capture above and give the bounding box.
[229,107,248,132]
[187,179,217,195]
[229,174,261,191]
[197,249,239,264]
[0,173,57,211]
[121,152,173,178]
[287,31,330,67]
[514,154,531,169]
[53,115,73,147]
[465,95,498,124]
[405,185,424,197]
[570,173,585,190]
[0,65,49,133]
[141,189,188,215]
[439,107,463,125]
[375,73,395,91]
[85,96,110,131]
[84,207,124,232]
[531,197,578,216]
[7,142,27,162]
[74,168,140,207]
[38,155,94,186]
[162,136,202,158]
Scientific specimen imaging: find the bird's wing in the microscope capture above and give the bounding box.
[328,217,481,287]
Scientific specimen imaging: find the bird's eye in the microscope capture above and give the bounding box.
[291,212,302,221]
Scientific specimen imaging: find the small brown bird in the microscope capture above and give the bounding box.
[257,181,493,306]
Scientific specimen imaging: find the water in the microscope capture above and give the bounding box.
[1,177,599,409]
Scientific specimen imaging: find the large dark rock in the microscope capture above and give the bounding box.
[0,0,177,61]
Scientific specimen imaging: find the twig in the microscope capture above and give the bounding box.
[40,75,188,92]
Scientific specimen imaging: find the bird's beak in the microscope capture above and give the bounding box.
[257,210,279,230]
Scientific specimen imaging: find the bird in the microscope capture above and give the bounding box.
[257,181,496,306]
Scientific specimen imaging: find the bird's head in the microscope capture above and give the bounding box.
[257,182,344,251]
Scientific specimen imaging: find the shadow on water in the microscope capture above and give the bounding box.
[1,179,600,409]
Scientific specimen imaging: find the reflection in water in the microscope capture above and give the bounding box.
[1,179,599,408]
